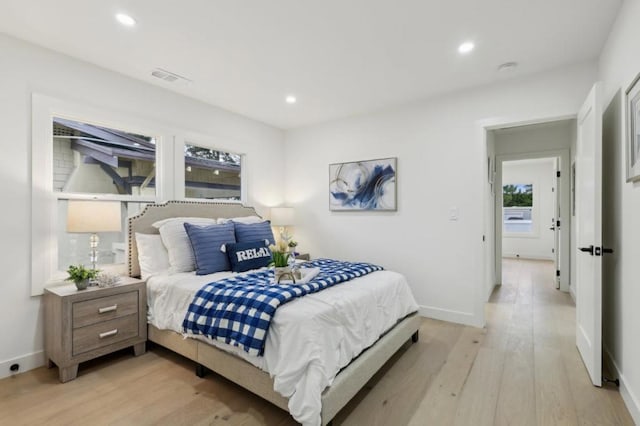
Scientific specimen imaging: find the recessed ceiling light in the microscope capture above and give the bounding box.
[458,41,475,54]
[115,13,136,27]
[285,95,297,104]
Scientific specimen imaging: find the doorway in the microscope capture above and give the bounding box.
[479,84,606,388]
[487,119,574,295]
[500,157,560,288]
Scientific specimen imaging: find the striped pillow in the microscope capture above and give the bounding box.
[184,222,236,275]
[234,221,275,245]
[153,217,217,273]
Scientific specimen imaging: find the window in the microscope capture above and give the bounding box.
[183,143,241,200]
[503,183,533,233]
[32,94,248,295]
[52,118,159,272]
[31,94,172,295]
[53,118,157,197]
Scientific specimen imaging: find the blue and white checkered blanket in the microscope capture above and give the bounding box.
[182,258,383,356]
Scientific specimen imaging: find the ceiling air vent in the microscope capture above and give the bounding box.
[151,68,192,84]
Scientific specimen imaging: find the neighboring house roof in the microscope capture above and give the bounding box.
[53,117,240,193]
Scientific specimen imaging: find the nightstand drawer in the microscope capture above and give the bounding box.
[72,314,139,356]
[72,291,138,329]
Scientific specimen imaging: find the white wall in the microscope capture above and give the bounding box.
[0,34,285,378]
[598,0,640,422]
[502,159,556,260]
[285,62,596,326]
[494,120,574,154]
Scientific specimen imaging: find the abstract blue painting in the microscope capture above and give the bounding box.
[329,157,397,211]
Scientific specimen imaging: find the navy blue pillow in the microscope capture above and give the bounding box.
[234,221,275,245]
[225,240,272,273]
[184,222,236,275]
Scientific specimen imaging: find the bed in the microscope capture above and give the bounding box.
[127,201,421,426]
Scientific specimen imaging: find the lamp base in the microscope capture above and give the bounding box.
[89,233,100,285]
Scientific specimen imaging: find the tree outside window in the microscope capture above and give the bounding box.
[503,183,533,233]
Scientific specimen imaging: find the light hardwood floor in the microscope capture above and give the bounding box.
[0,259,633,425]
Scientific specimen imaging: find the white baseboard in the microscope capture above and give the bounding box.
[418,305,481,327]
[0,351,46,380]
[569,284,576,303]
[486,282,498,302]
[603,345,640,425]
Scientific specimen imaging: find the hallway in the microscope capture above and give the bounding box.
[407,258,633,425]
[483,258,632,425]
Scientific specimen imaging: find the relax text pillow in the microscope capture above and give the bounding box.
[225,240,272,273]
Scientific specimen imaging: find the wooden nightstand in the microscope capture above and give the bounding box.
[44,277,147,382]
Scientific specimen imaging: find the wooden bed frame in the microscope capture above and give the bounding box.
[128,201,421,425]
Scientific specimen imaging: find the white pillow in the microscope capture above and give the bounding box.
[152,217,217,273]
[135,233,170,280]
[217,215,265,224]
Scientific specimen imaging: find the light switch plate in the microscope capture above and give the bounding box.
[449,207,459,221]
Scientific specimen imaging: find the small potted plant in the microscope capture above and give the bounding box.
[269,240,294,283]
[66,265,99,290]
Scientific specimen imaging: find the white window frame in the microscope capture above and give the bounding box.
[31,93,174,295]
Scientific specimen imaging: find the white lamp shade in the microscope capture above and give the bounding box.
[67,201,122,233]
[271,207,295,226]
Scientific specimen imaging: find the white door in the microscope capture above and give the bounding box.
[575,83,603,387]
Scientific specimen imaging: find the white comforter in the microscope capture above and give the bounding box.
[147,267,418,426]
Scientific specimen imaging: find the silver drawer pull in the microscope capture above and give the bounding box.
[99,329,118,339]
[98,304,118,314]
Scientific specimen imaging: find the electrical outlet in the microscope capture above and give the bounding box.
[449,207,459,221]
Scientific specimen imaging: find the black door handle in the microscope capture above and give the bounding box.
[579,245,594,255]
[549,226,555,231]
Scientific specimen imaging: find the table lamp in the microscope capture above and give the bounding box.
[270,207,295,243]
[66,200,122,272]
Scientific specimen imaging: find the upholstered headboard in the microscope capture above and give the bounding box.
[127,201,260,278]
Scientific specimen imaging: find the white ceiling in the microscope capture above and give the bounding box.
[0,0,621,129]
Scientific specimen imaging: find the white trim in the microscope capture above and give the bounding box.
[0,351,45,380]
[569,284,576,303]
[418,305,482,328]
[603,345,640,425]
[486,282,498,302]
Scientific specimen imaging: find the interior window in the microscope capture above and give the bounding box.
[184,143,241,200]
[503,183,534,233]
[53,117,157,197]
